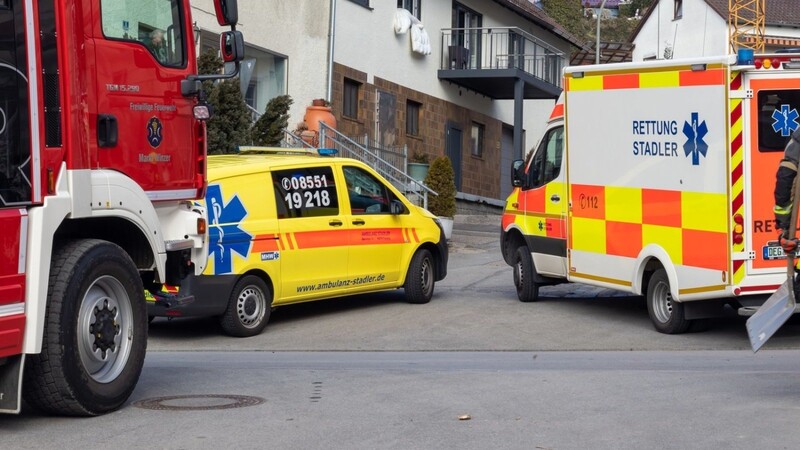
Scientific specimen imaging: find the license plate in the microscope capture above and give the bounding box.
[762,241,786,260]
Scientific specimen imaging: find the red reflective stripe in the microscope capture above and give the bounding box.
[603,73,639,90]
[679,68,725,86]
[549,103,564,120]
[252,234,281,252]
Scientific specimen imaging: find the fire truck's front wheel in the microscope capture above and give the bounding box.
[24,240,147,416]
[514,247,539,302]
[646,268,690,334]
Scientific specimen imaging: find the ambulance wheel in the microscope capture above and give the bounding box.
[646,268,690,334]
[219,275,272,337]
[24,239,147,416]
[514,247,539,302]
[405,249,435,304]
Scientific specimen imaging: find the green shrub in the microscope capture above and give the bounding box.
[252,95,293,146]
[424,156,457,218]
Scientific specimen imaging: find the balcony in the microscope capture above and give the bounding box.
[438,27,565,100]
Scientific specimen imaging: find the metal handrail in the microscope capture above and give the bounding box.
[440,26,565,88]
[318,122,436,209]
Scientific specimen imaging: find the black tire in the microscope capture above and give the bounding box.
[23,240,147,416]
[646,268,690,334]
[514,247,539,302]
[405,249,435,304]
[219,275,272,337]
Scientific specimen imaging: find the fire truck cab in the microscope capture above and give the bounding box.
[0,0,242,415]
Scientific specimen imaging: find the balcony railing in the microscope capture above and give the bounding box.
[440,27,565,89]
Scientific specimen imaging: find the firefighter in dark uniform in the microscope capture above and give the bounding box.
[774,128,800,270]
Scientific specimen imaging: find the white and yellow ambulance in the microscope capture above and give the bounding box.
[149,147,448,336]
[502,53,800,334]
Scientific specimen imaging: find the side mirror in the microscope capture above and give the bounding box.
[511,159,525,187]
[213,0,238,26]
[220,31,244,63]
[391,200,405,215]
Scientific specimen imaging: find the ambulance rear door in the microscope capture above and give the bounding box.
[744,72,800,290]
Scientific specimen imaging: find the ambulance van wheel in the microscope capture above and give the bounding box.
[219,275,272,337]
[514,247,539,302]
[405,249,435,304]
[24,240,147,416]
[646,268,690,334]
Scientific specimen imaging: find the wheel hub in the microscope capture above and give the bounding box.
[90,300,119,357]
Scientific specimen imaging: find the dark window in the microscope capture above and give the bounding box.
[100,0,186,67]
[406,100,421,136]
[0,0,32,204]
[525,126,563,189]
[273,166,339,218]
[757,90,800,152]
[452,2,482,69]
[397,0,421,20]
[343,78,360,119]
[471,122,484,157]
[348,0,370,8]
[343,166,398,214]
[674,0,683,19]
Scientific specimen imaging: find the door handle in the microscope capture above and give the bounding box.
[352,219,365,226]
[550,194,560,202]
[98,114,118,148]
[329,220,343,227]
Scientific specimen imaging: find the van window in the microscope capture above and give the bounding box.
[272,166,339,218]
[525,126,563,189]
[343,166,395,214]
[757,89,800,152]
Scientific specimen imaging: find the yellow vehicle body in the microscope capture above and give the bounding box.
[148,148,448,336]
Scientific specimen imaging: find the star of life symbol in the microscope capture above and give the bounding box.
[206,184,251,274]
[771,104,800,137]
[682,112,708,166]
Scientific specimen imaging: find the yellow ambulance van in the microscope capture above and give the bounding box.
[148,147,448,336]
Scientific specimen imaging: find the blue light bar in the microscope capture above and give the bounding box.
[317,148,338,156]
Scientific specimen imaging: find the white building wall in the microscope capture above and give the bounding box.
[633,0,800,62]
[632,0,728,61]
[191,0,574,154]
[334,0,572,153]
[191,0,331,129]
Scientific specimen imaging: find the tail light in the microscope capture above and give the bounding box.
[733,214,744,245]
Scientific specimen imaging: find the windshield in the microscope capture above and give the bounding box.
[0,0,32,206]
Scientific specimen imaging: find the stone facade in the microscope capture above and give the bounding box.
[331,63,503,200]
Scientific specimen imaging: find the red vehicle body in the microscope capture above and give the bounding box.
[0,0,241,415]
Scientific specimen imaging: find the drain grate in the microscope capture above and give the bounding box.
[134,394,265,411]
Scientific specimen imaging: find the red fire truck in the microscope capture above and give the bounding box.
[0,0,243,415]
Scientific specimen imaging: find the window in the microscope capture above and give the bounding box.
[343,78,360,119]
[348,0,370,8]
[100,0,186,67]
[757,90,800,152]
[406,101,421,136]
[272,167,340,218]
[343,166,398,214]
[199,36,287,118]
[398,0,421,20]
[0,1,31,205]
[674,0,683,20]
[452,2,482,69]
[525,126,564,189]
[471,122,484,157]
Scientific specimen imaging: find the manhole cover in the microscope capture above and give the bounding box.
[134,394,265,411]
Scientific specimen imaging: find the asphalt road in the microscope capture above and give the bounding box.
[5,216,800,449]
[145,216,800,352]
